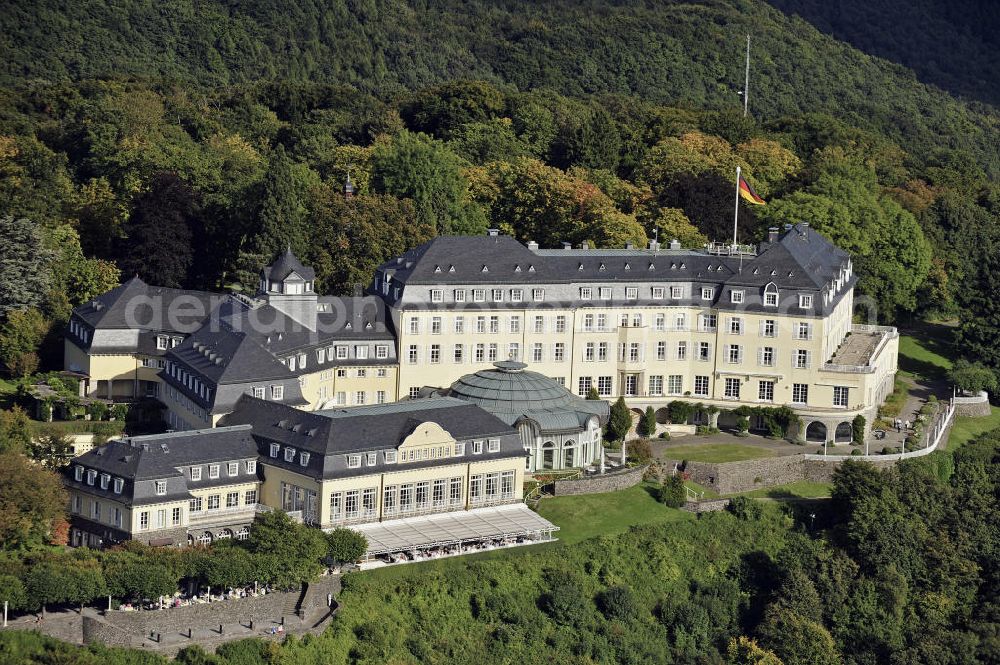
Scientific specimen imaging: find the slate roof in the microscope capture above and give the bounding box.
[64,426,258,506]
[375,224,850,292]
[166,296,393,382]
[72,276,218,331]
[221,396,525,481]
[446,361,609,433]
[223,395,516,455]
[263,247,315,282]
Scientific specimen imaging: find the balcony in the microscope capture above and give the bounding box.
[188,503,269,527]
[823,325,897,374]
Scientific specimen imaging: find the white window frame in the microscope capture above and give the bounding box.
[730,289,745,304]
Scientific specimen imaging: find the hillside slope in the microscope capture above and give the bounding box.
[1,0,998,173]
[766,0,1000,106]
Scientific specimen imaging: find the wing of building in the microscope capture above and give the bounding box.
[67,223,898,448]
[65,397,531,549]
[372,224,897,444]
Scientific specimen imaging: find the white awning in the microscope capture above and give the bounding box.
[350,503,559,556]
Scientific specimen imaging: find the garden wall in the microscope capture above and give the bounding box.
[667,454,903,495]
[954,391,991,417]
[550,465,646,496]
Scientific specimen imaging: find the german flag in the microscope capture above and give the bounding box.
[738,175,766,205]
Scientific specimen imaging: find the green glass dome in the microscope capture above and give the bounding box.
[448,361,608,431]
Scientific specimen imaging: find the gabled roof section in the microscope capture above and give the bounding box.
[70,426,257,480]
[221,395,517,456]
[263,247,315,282]
[72,277,218,330]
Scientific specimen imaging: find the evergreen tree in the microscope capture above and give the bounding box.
[0,216,51,314]
[119,172,198,288]
[236,146,316,289]
[586,386,600,400]
[606,396,632,443]
[637,406,656,438]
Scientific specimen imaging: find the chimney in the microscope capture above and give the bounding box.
[486,228,500,237]
[648,239,660,251]
[343,173,354,200]
[669,239,681,250]
[625,242,634,250]
[783,223,793,231]
[768,227,779,243]
[580,241,590,250]
[562,242,572,250]
[526,240,539,251]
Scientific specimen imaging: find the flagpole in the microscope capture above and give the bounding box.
[733,166,741,251]
[743,34,750,118]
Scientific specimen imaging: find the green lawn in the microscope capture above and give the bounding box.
[735,480,833,499]
[944,407,1000,451]
[898,330,954,381]
[536,482,692,545]
[659,443,777,463]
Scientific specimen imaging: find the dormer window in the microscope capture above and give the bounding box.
[99,473,110,489]
[300,452,310,467]
[269,443,280,458]
[155,480,167,495]
[228,462,238,476]
[113,478,123,494]
[799,294,813,309]
[86,469,96,485]
[209,464,219,479]
[246,460,256,474]
[271,385,284,400]
[347,454,361,469]
[472,441,484,454]
[190,466,202,481]
[75,465,84,482]
[488,439,500,453]
[764,283,779,307]
[156,336,168,350]
[284,447,296,462]
[730,290,745,304]
[384,450,397,464]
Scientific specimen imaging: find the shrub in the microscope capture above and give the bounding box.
[727,496,763,521]
[850,449,862,456]
[852,414,866,445]
[658,431,670,440]
[668,400,694,424]
[657,475,686,507]
[88,402,108,421]
[596,585,639,621]
[948,359,997,395]
[626,438,653,465]
[736,416,750,437]
[540,570,591,626]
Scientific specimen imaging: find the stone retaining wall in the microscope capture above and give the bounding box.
[667,454,907,495]
[92,591,288,639]
[682,498,731,513]
[550,465,647,496]
[954,392,991,417]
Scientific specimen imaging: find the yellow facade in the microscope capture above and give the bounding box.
[261,421,524,530]
[391,287,895,439]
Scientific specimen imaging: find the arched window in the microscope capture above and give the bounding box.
[564,440,576,468]
[198,532,212,545]
[542,441,555,470]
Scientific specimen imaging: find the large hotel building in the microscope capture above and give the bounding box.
[66,223,897,446]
